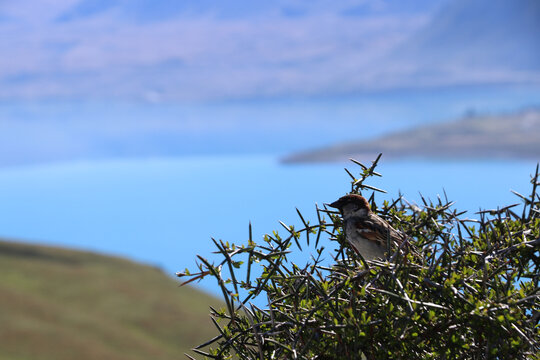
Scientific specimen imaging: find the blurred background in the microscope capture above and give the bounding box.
[0,0,539,358]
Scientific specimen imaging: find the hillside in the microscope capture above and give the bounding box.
[283,108,540,163]
[0,240,220,360]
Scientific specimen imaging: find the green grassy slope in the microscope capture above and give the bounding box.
[0,240,219,360]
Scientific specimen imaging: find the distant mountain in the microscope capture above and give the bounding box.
[0,239,220,360]
[282,108,540,163]
[392,0,540,84]
[8,0,536,102]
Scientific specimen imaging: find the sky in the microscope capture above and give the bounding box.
[0,0,539,165]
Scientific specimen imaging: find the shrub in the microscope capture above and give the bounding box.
[178,157,540,359]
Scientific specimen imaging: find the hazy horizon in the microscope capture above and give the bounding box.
[1,0,539,167]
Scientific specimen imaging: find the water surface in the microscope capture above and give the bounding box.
[0,156,536,295]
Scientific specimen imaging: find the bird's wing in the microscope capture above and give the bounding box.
[354,214,404,246]
[353,222,386,246]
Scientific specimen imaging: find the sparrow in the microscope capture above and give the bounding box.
[329,194,405,261]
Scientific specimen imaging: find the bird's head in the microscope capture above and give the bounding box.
[328,194,371,217]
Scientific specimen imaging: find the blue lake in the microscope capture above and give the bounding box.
[0,156,537,296]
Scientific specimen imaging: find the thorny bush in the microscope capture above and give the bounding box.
[178,156,540,360]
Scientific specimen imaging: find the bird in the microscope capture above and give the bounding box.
[328,194,405,261]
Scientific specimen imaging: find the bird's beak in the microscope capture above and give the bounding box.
[327,200,341,209]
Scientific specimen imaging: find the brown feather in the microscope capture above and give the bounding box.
[330,194,405,259]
